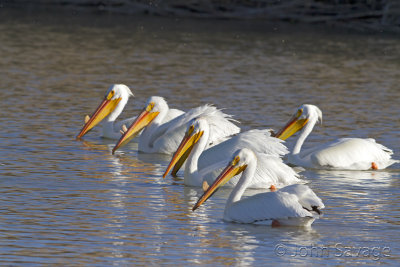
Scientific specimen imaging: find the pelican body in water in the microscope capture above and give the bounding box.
[275,104,399,170]
[163,117,300,189]
[193,148,325,227]
[112,96,240,154]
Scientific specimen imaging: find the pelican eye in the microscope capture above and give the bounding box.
[187,125,195,136]
[106,90,115,100]
[296,108,303,117]
[146,102,155,112]
[232,156,240,166]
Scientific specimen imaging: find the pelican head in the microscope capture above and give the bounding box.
[76,84,133,139]
[274,104,322,140]
[192,148,252,211]
[112,96,165,154]
[163,118,206,178]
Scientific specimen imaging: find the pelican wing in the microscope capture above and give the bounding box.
[225,191,313,224]
[152,105,239,154]
[302,138,398,170]
[198,159,230,179]
[199,129,288,169]
[197,106,240,147]
[250,155,300,188]
[198,130,293,188]
[279,184,325,211]
[222,154,300,188]
[113,109,183,140]
[164,108,185,123]
[201,153,299,189]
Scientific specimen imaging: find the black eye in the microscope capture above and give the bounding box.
[106,90,115,100]
[146,102,155,112]
[232,156,240,165]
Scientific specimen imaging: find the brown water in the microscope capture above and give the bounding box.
[1,7,399,265]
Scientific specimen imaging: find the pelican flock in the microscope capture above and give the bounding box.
[77,85,398,227]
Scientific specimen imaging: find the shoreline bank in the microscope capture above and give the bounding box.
[1,0,399,34]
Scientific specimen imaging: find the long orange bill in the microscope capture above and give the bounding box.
[76,97,121,140]
[192,160,246,211]
[112,107,159,154]
[274,115,308,140]
[163,128,203,178]
[170,148,193,177]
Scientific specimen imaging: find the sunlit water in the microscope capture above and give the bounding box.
[1,7,399,265]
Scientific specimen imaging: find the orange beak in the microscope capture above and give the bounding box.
[112,103,159,154]
[77,93,121,139]
[192,156,246,211]
[163,126,203,178]
[274,110,308,140]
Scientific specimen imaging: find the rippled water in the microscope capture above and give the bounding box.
[1,7,399,265]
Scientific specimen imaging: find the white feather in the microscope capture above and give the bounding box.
[139,98,240,154]
[226,190,314,224]
[199,129,288,168]
[83,84,134,139]
[285,104,399,170]
[219,149,324,226]
[180,118,299,188]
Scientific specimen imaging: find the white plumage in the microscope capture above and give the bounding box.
[77,84,134,139]
[164,117,300,189]
[113,96,240,154]
[275,104,399,170]
[193,148,324,227]
[99,85,135,139]
[77,84,183,140]
[139,97,240,154]
[226,185,323,226]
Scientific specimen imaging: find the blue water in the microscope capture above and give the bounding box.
[0,8,399,265]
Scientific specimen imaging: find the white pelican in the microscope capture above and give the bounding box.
[112,96,240,154]
[192,148,325,227]
[163,117,300,188]
[274,104,399,170]
[76,84,184,140]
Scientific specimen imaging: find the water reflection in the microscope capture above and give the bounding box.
[314,169,396,188]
